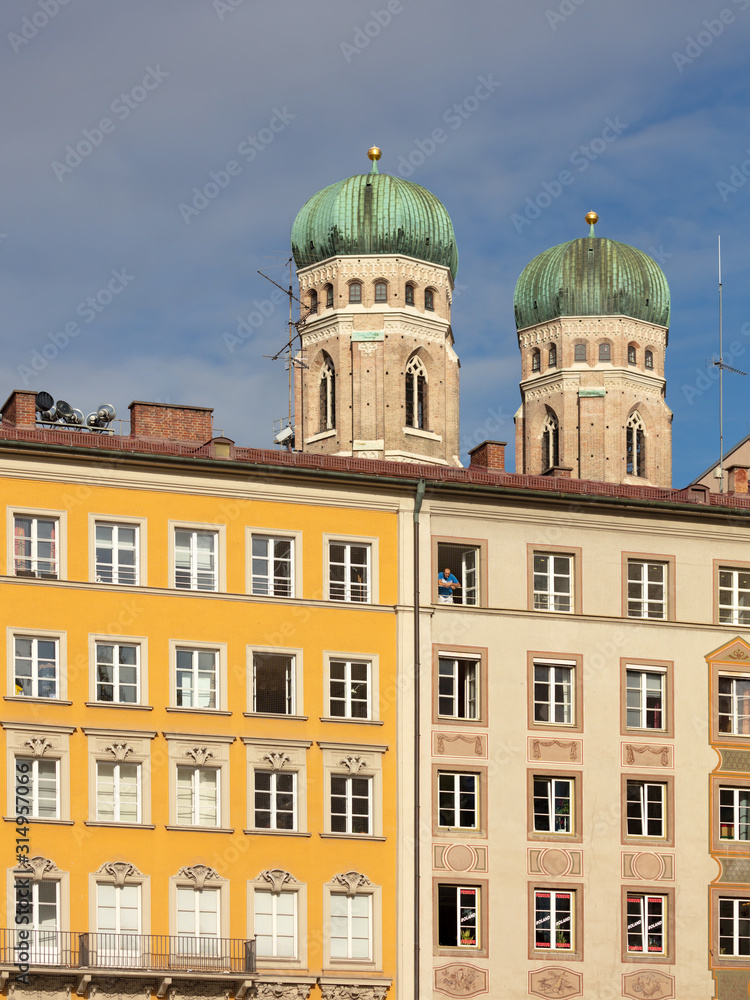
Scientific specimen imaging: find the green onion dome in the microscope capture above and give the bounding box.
[291,149,458,279]
[513,214,670,331]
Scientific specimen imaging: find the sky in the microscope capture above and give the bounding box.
[2,0,750,486]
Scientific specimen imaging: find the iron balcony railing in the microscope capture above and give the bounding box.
[1,929,256,974]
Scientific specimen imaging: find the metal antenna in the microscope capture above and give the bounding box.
[712,236,747,492]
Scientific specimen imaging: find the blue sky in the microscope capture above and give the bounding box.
[3,0,750,486]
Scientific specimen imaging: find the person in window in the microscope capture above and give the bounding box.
[438,567,460,604]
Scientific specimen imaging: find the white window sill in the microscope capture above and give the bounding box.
[165,825,234,834]
[166,706,232,716]
[84,821,156,829]
[244,829,312,837]
[305,428,337,444]
[244,712,308,721]
[4,816,73,826]
[319,833,386,841]
[4,696,72,705]
[85,701,154,710]
[320,716,384,726]
[403,426,443,442]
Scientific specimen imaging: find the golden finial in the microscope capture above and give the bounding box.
[585,211,598,237]
[368,146,382,161]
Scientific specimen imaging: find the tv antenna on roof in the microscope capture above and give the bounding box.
[712,236,747,493]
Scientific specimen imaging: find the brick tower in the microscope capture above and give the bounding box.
[513,212,673,486]
[290,148,460,466]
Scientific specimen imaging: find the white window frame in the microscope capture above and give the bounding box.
[252,652,295,715]
[533,660,574,726]
[169,868,229,953]
[165,734,232,830]
[176,885,221,939]
[720,787,750,843]
[8,629,66,701]
[719,674,750,737]
[92,521,140,585]
[176,765,220,827]
[243,738,311,835]
[324,533,380,605]
[15,757,59,820]
[719,568,750,626]
[328,658,371,720]
[532,776,573,835]
[174,528,218,591]
[534,889,573,952]
[8,508,66,580]
[626,780,666,838]
[323,875,382,970]
[438,656,479,721]
[626,666,666,731]
[169,521,226,593]
[96,760,142,824]
[320,742,385,839]
[719,897,750,957]
[88,514,147,586]
[95,881,142,936]
[627,560,667,619]
[626,893,666,955]
[327,540,371,603]
[437,884,480,949]
[253,888,298,959]
[8,863,70,954]
[330,891,372,961]
[246,645,304,718]
[253,770,297,831]
[533,553,573,612]
[169,641,227,712]
[84,728,154,827]
[93,640,141,705]
[330,774,372,836]
[4,724,73,823]
[246,528,302,598]
[437,772,478,830]
[248,871,307,969]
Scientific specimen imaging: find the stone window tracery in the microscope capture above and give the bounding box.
[542,412,560,471]
[626,411,646,477]
[320,354,336,433]
[405,355,427,430]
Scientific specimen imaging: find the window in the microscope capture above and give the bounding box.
[331,774,371,834]
[254,770,296,830]
[626,668,665,730]
[174,529,217,591]
[533,777,573,834]
[348,282,362,304]
[16,757,58,819]
[645,350,654,369]
[329,659,370,719]
[627,560,666,619]
[541,413,559,471]
[177,766,219,826]
[719,675,750,735]
[325,284,334,308]
[436,541,480,606]
[253,652,295,714]
[574,343,587,362]
[374,281,387,303]
[254,890,297,959]
[425,288,435,311]
[320,354,336,432]
[719,898,750,956]
[533,662,574,726]
[531,349,541,372]
[405,283,415,306]
[329,541,370,603]
[719,569,750,626]
[533,553,572,612]
[720,787,750,842]
[627,894,665,954]
[405,354,428,429]
[309,290,318,315]
[176,886,220,942]
[438,657,479,720]
[96,761,140,823]
[331,893,371,959]
[548,345,557,367]
[599,343,611,361]
[14,515,58,578]
[628,344,637,364]
[251,535,293,597]
[175,647,217,709]
[14,635,58,698]
[95,523,138,584]
[97,883,140,938]
[534,890,573,951]
[626,780,666,838]
[16,879,58,959]
[626,412,646,477]
[95,642,139,703]
[438,885,479,948]
[438,772,478,829]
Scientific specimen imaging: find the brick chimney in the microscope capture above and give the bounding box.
[1,389,38,428]
[129,401,213,443]
[727,465,749,494]
[468,441,506,471]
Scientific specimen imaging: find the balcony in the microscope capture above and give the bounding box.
[1,929,256,975]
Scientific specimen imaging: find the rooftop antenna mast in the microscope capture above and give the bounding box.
[712,236,747,492]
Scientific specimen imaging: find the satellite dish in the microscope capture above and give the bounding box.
[56,399,73,419]
[97,404,116,423]
[35,391,54,412]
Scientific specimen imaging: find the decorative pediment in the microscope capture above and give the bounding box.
[331,871,372,897]
[184,747,214,766]
[23,737,54,757]
[256,869,299,894]
[96,862,142,887]
[705,637,750,664]
[15,855,60,882]
[177,865,221,890]
[262,752,291,771]
[338,755,367,774]
[104,743,135,761]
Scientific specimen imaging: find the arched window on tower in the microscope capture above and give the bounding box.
[405,355,428,429]
[645,350,654,370]
[325,284,334,308]
[542,412,560,471]
[424,288,435,311]
[349,282,362,304]
[309,290,318,315]
[405,283,415,306]
[599,342,611,362]
[320,354,336,433]
[626,412,646,477]
[628,344,637,365]
[549,345,557,368]
[574,343,587,362]
[531,349,541,372]
[374,281,388,303]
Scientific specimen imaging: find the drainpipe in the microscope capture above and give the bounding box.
[413,478,426,1000]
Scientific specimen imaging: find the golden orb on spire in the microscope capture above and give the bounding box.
[368,146,382,161]
[585,211,599,226]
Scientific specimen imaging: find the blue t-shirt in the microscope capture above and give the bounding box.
[438,573,459,596]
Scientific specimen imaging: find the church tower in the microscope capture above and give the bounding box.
[290,148,460,466]
[513,212,673,486]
